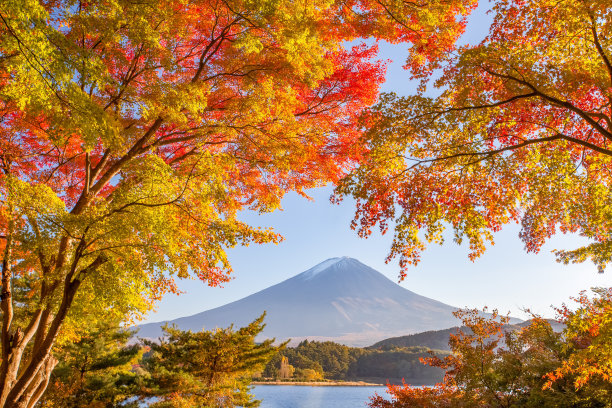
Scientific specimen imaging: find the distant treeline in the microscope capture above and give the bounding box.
[262,340,449,385]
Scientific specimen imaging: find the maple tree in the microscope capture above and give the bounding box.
[370,303,612,408]
[369,383,459,408]
[546,288,612,392]
[0,0,477,406]
[336,0,612,276]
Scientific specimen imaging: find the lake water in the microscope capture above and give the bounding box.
[252,385,388,408]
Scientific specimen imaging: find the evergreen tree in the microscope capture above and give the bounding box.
[39,320,142,408]
[142,313,280,407]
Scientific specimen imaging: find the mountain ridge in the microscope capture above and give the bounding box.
[369,318,564,351]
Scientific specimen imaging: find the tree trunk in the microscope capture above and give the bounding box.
[14,356,56,408]
[0,253,106,407]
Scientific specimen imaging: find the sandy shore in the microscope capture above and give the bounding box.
[252,381,384,386]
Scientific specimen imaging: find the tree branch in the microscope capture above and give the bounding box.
[482,67,612,142]
[408,132,612,169]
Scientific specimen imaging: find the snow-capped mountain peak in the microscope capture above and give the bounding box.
[137,257,465,346]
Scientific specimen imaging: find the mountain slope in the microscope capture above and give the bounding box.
[137,257,466,346]
[368,327,465,351]
[369,319,564,351]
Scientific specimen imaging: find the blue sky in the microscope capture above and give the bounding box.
[144,187,612,324]
[141,2,612,325]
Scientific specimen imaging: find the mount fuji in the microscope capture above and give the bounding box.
[137,257,466,346]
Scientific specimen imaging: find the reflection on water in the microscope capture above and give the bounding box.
[252,385,388,408]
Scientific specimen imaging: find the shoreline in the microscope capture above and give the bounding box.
[252,381,384,386]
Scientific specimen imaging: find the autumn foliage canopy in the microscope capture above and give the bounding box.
[0,0,478,406]
[337,0,612,276]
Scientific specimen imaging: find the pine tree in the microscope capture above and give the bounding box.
[142,313,281,407]
[39,320,142,408]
